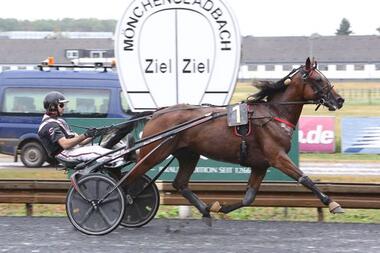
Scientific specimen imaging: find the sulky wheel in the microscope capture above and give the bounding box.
[66,174,125,235]
[121,174,160,228]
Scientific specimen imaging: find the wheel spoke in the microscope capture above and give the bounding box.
[95,179,100,199]
[97,206,114,226]
[76,205,94,226]
[133,193,154,199]
[72,192,90,204]
[101,195,121,205]
[132,201,144,220]
[98,185,119,203]
[76,183,93,202]
[130,184,149,197]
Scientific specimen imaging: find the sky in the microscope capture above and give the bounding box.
[0,0,379,36]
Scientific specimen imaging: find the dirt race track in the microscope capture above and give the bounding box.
[0,217,379,253]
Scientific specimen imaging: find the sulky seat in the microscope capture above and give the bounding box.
[55,156,84,169]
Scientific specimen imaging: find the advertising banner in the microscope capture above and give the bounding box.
[342,117,380,154]
[299,116,335,153]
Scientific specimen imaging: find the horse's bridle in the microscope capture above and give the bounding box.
[248,66,330,110]
[254,66,335,110]
[300,67,335,110]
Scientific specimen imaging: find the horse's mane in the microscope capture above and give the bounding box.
[249,67,302,102]
[250,79,287,102]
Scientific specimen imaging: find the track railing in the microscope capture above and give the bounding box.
[1,179,380,220]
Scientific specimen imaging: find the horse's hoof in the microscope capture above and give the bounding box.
[329,201,345,214]
[331,206,345,214]
[202,216,212,227]
[209,201,222,213]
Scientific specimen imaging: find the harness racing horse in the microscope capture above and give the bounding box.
[126,58,345,225]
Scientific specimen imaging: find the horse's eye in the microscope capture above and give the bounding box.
[314,77,322,82]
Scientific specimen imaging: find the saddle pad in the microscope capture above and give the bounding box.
[227,103,248,127]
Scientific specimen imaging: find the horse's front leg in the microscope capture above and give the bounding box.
[271,151,344,214]
[209,166,268,214]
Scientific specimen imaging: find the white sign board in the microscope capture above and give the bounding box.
[115,0,241,111]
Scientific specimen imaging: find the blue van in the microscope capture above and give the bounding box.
[0,68,133,167]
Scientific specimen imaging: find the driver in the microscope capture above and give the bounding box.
[38,91,124,167]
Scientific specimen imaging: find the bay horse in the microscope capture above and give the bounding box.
[126,57,345,224]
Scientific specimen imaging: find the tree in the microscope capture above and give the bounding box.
[377,27,380,34]
[336,18,353,35]
[0,18,117,32]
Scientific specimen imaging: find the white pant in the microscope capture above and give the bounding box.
[56,145,124,165]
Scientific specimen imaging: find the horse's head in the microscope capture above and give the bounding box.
[291,58,344,111]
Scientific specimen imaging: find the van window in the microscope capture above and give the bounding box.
[1,66,11,72]
[120,91,130,113]
[2,88,44,113]
[1,87,110,116]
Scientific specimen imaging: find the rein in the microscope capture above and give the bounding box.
[69,114,153,130]
[248,100,319,105]
[247,99,324,113]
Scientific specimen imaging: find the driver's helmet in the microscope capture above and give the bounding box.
[43,91,69,111]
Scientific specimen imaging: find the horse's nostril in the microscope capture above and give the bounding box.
[336,97,345,108]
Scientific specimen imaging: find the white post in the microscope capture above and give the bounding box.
[178,206,192,219]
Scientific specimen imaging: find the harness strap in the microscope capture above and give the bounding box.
[273,117,296,129]
[233,117,252,166]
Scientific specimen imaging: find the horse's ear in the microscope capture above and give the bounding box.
[305,57,311,71]
[310,57,317,69]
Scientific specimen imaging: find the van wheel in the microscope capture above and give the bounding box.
[20,142,46,168]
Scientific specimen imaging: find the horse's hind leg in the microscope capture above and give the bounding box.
[272,151,344,214]
[209,166,268,214]
[172,149,212,224]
